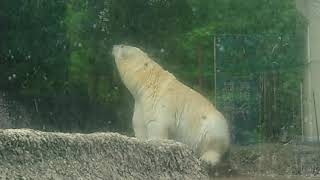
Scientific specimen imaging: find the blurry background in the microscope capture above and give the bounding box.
[0,0,317,145]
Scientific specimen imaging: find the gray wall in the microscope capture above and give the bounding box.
[296,0,320,142]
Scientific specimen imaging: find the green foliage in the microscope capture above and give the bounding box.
[0,0,68,97]
[0,0,307,141]
[178,0,306,143]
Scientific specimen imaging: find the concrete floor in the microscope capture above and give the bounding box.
[214,176,320,180]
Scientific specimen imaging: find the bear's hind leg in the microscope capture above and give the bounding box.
[146,121,169,140]
[200,150,221,166]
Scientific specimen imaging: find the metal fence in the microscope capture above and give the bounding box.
[214,34,305,144]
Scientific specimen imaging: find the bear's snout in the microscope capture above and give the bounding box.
[112,45,127,58]
[113,44,125,50]
[112,45,121,58]
[113,44,120,48]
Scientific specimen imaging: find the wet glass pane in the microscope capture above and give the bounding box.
[0,0,319,179]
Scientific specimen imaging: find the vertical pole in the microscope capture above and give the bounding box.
[300,82,304,141]
[296,0,320,142]
[259,75,263,142]
[197,46,204,89]
[213,36,217,104]
[313,91,320,142]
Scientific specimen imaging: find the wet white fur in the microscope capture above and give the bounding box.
[112,45,230,166]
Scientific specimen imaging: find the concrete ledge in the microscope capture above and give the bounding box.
[0,129,208,180]
[230,143,320,177]
[1,129,319,179]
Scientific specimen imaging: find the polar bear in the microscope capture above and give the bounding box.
[112,45,230,166]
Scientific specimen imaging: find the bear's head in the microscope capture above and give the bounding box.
[112,45,149,63]
[112,45,155,88]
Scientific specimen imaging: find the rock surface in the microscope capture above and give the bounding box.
[0,129,208,180]
[230,143,320,177]
[0,129,320,180]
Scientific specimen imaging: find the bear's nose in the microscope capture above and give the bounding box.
[112,45,121,55]
[112,45,119,56]
[113,44,124,49]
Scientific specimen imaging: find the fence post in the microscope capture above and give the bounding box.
[213,35,217,104]
[296,0,320,142]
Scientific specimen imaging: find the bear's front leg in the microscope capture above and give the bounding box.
[132,103,147,139]
[146,120,169,140]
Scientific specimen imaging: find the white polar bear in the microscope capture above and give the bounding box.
[112,45,230,166]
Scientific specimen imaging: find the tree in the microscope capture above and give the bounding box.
[0,0,307,141]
